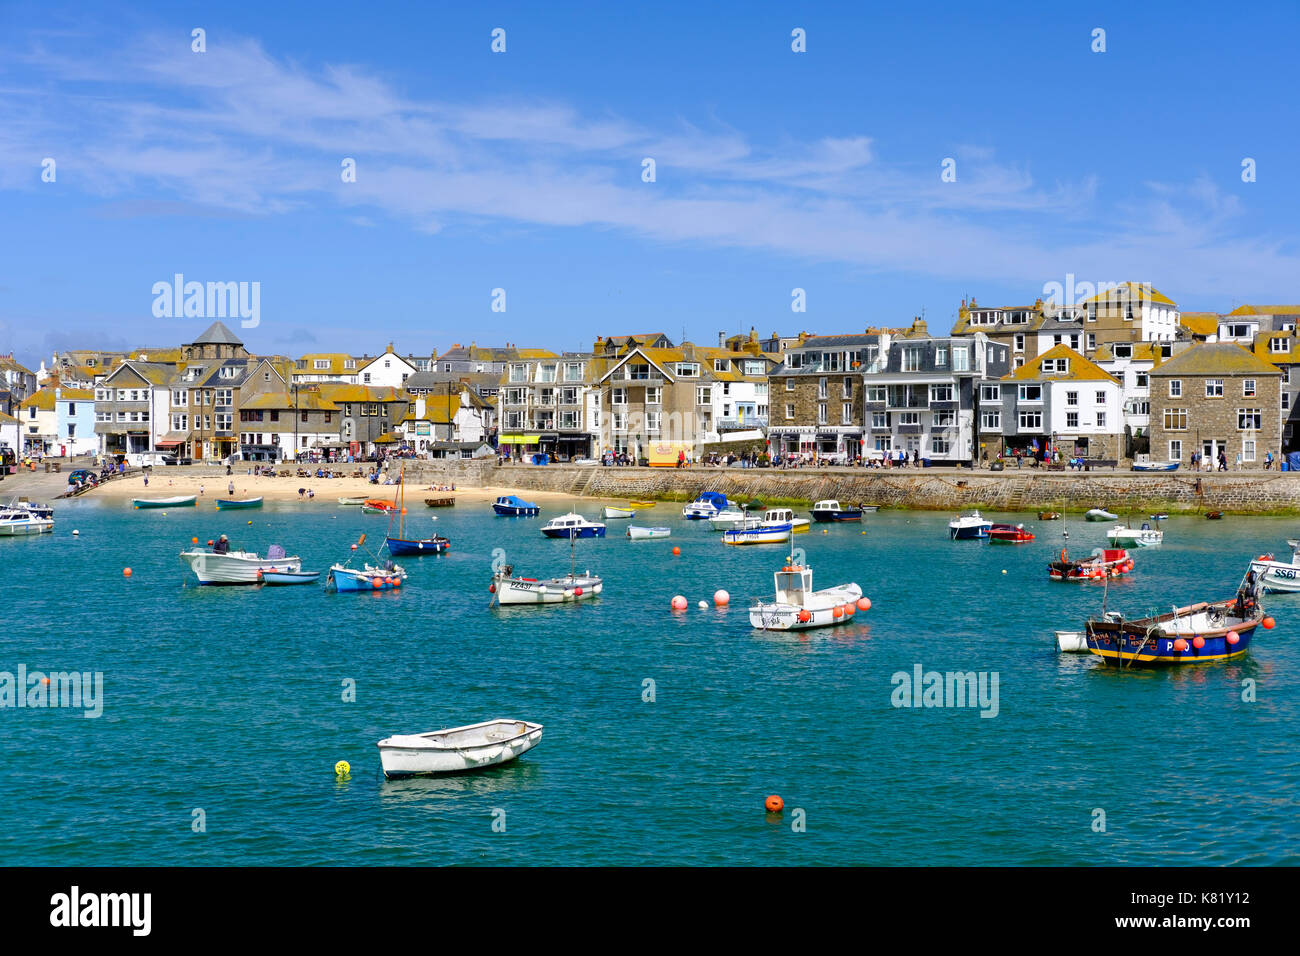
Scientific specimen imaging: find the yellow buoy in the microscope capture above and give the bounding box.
[334,760,351,777]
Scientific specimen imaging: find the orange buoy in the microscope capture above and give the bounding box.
[714,589,730,606]
[672,546,681,556]
[191,536,198,544]
[1263,616,1275,629]
[843,603,855,616]
[123,568,132,577]
[400,507,407,515]
[1192,636,1205,649]
[671,595,688,610]
[857,597,872,611]
[1174,638,1188,651]
[371,578,382,590]
[392,578,401,588]
[798,609,811,623]
[207,540,214,547]
[1226,630,1240,645]
[42,676,50,685]
[574,586,582,596]
[765,794,784,813]
[832,605,843,619]
[351,544,358,551]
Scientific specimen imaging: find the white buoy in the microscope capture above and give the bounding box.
[698,600,708,609]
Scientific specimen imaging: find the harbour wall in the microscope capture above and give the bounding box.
[402,461,1300,514]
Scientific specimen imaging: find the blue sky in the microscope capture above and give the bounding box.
[2,0,1298,371]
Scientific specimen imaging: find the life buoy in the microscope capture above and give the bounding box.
[1060,548,1069,563]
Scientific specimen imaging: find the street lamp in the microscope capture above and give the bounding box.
[292,382,300,463]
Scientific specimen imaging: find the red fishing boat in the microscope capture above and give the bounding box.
[988,523,1034,544]
[1048,547,1133,582]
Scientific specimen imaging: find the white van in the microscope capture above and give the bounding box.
[126,453,173,468]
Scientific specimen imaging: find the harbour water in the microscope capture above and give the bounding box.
[2,500,1297,865]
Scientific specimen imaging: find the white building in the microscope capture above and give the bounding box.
[357,344,419,389]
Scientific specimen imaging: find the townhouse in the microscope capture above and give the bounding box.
[1091,341,1179,456]
[237,387,340,461]
[1147,343,1281,466]
[499,352,599,460]
[397,383,494,456]
[1250,328,1300,452]
[356,344,420,389]
[953,299,1047,369]
[94,361,175,457]
[315,384,408,458]
[982,345,1125,461]
[1075,282,1180,350]
[768,331,876,461]
[1,353,38,406]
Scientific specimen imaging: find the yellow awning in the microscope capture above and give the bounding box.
[498,434,541,445]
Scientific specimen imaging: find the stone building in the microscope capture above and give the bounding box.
[952,299,1047,370]
[1147,343,1281,467]
[767,332,877,461]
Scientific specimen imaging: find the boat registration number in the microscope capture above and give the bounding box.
[1271,568,1298,580]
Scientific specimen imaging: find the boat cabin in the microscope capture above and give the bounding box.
[774,565,813,605]
[813,500,842,512]
[764,508,795,523]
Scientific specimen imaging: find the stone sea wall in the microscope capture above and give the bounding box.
[402,461,1300,514]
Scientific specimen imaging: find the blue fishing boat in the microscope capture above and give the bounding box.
[325,533,407,592]
[384,468,450,556]
[1131,461,1180,472]
[493,494,540,517]
[811,499,863,522]
[1084,575,1266,666]
[682,491,728,519]
[948,510,992,540]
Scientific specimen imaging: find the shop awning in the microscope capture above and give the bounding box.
[498,434,542,445]
[156,439,184,448]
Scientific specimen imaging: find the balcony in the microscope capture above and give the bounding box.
[717,416,768,430]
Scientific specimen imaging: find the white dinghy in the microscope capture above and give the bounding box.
[378,719,544,777]
[179,544,302,584]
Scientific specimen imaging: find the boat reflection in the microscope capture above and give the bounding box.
[377,758,544,804]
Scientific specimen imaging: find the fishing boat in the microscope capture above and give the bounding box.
[541,512,606,538]
[1248,541,1300,593]
[811,500,863,522]
[259,569,321,586]
[1048,546,1133,582]
[1106,522,1163,547]
[1084,508,1118,522]
[362,498,397,515]
[748,563,864,631]
[707,509,753,530]
[1083,576,1265,666]
[762,508,809,534]
[1038,511,1062,521]
[1131,460,1180,472]
[602,506,635,519]
[1206,510,1225,520]
[626,525,671,540]
[338,496,368,506]
[326,561,406,592]
[133,495,196,509]
[0,509,54,536]
[988,523,1035,544]
[682,491,729,519]
[629,500,656,508]
[489,531,602,605]
[722,522,792,546]
[948,510,992,540]
[179,543,302,585]
[424,496,455,508]
[377,719,543,777]
[386,466,450,556]
[493,494,540,517]
[215,496,263,510]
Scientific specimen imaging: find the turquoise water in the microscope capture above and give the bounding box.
[1,499,1297,866]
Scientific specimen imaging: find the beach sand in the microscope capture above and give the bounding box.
[79,471,620,507]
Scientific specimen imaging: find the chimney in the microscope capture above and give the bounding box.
[718,331,725,347]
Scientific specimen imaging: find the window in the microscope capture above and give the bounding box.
[1018,384,1042,402]
[745,361,764,376]
[818,378,828,400]
[646,412,661,433]
[1243,440,1256,462]
[1270,339,1291,354]
[980,385,1000,403]
[843,376,853,395]
[1066,391,1078,406]
[1096,411,1106,428]
[902,348,922,372]
[867,386,886,403]
[871,412,888,428]
[933,409,955,427]
[1135,372,1149,388]
[980,410,1000,430]
[842,403,853,424]
[1095,390,1106,405]
[1284,392,1291,410]
[898,412,920,426]
[612,388,627,406]
[1066,412,1079,428]
[344,359,356,370]
[696,385,712,405]
[714,359,728,373]
[1243,380,1257,397]
[675,363,699,377]
[935,347,947,367]
[817,404,827,424]
[1206,380,1224,397]
[785,404,795,420]
[612,412,626,432]
[1018,410,1042,430]
[951,348,969,372]
[1086,334,1096,351]
[314,359,330,370]
[646,386,662,405]
[1238,408,1262,431]
[171,414,187,431]
[1169,380,1182,397]
[509,365,528,383]
[216,389,232,405]
[786,353,803,370]
[1013,333,1024,353]
[1041,358,1069,374]
[363,373,371,383]
[1169,440,1182,461]
[171,389,185,406]
[929,384,953,403]
[1163,408,1188,430]
[785,378,794,391]
[931,436,950,455]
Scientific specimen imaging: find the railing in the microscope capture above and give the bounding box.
[717,416,768,429]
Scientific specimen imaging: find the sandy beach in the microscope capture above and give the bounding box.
[77,470,616,507]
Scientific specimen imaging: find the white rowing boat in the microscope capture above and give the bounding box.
[603,506,635,519]
[626,525,671,539]
[179,544,302,584]
[378,719,544,777]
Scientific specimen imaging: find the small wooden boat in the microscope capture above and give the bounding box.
[215,496,263,510]
[378,719,543,777]
[1084,580,1265,666]
[179,544,302,585]
[1085,508,1118,522]
[949,510,992,540]
[988,523,1034,544]
[626,525,671,540]
[749,563,863,630]
[1038,511,1062,521]
[763,508,809,534]
[1106,522,1163,547]
[683,491,729,519]
[722,523,791,546]
[338,496,368,506]
[811,499,863,522]
[541,513,606,538]
[133,495,196,509]
[424,496,455,507]
[629,500,656,508]
[493,494,539,517]
[1048,546,1133,582]
[1131,460,1180,472]
[1206,510,1224,520]
[259,569,321,586]
[603,506,635,519]
[362,498,397,514]
[1248,542,1300,593]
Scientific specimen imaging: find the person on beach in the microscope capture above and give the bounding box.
[228,481,235,496]
[298,487,306,498]
[199,484,204,495]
